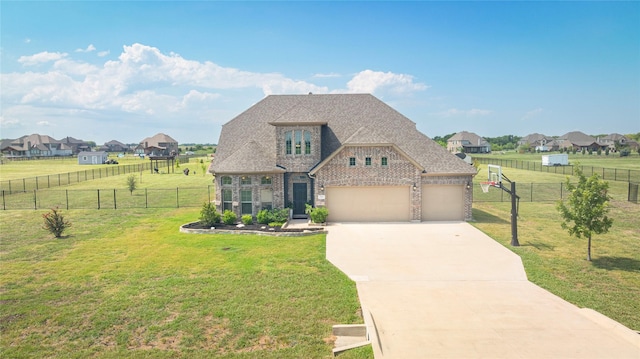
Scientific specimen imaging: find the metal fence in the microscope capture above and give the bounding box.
[1,186,214,210]
[473,157,640,184]
[0,160,186,194]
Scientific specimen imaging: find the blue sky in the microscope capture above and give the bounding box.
[1,1,638,145]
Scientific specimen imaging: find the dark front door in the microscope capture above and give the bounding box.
[293,183,307,217]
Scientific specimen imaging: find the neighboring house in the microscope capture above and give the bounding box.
[78,151,108,165]
[101,140,129,153]
[59,136,92,154]
[557,131,603,152]
[446,131,491,154]
[210,93,476,223]
[0,134,73,158]
[597,133,639,152]
[518,133,558,152]
[138,133,179,157]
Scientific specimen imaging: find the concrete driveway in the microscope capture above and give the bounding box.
[326,222,640,359]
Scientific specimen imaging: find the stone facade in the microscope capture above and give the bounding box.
[215,173,285,217]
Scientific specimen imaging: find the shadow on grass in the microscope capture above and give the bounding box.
[522,241,555,251]
[592,256,640,272]
[472,209,510,224]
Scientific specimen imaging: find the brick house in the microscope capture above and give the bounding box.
[446,131,491,154]
[209,94,476,222]
[137,133,179,156]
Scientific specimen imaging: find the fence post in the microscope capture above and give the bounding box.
[176,187,179,208]
[23,178,26,192]
[2,190,5,210]
[114,189,117,209]
[97,189,100,209]
[34,189,37,210]
[66,190,69,210]
[560,182,563,199]
[36,176,39,190]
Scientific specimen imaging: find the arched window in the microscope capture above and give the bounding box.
[221,176,232,186]
[241,176,252,185]
[261,176,272,185]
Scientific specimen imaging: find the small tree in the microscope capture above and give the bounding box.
[42,207,71,238]
[556,166,613,261]
[200,202,221,226]
[127,174,137,195]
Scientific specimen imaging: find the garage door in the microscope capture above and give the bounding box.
[325,186,410,222]
[422,185,464,221]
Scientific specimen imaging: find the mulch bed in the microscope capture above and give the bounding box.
[182,222,325,233]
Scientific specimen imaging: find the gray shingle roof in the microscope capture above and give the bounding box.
[212,94,475,175]
[559,131,598,146]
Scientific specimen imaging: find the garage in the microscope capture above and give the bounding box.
[325,186,411,222]
[421,185,465,221]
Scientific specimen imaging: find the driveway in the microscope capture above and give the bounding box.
[326,222,640,359]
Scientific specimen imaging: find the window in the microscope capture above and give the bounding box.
[305,131,311,154]
[285,131,292,154]
[365,157,372,166]
[83,156,88,161]
[381,157,388,166]
[221,176,232,186]
[241,190,252,214]
[222,189,233,212]
[295,130,302,154]
[349,157,356,166]
[241,176,251,185]
[261,189,273,210]
[261,176,272,185]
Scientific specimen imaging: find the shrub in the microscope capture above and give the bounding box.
[200,202,220,226]
[605,148,610,156]
[268,221,284,227]
[307,206,329,224]
[222,210,237,225]
[42,207,71,238]
[257,209,273,224]
[241,214,253,225]
[620,148,630,157]
[596,148,602,155]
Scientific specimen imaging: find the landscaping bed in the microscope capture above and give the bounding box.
[180,221,326,236]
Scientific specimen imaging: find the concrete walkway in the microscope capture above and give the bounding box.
[326,222,640,359]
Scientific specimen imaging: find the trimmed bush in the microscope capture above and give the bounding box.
[222,210,237,225]
[257,209,273,224]
[307,206,329,224]
[241,214,253,225]
[42,207,71,238]
[199,202,220,227]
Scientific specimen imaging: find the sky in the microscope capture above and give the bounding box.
[1,1,639,145]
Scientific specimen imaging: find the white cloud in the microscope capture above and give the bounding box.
[97,50,110,57]
[75,44,96,53]
[37,120,51,126]
[521,107,543,121]
[18,51,68,66]
[439,108,492,117]
[313,72,341,78]
[0,116,20,128]
[345,69,429,94]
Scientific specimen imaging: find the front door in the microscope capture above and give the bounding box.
[292,183,307,217]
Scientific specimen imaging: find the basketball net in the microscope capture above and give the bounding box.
[480,182,494,193]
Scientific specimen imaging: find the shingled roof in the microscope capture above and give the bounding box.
[211,94,475,175]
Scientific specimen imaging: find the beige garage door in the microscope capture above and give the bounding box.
[422,185,464,221]
[325,186,410,222]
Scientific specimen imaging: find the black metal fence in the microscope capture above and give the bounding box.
[473,157,640,184]
[1,186,214,210]
[0,161,181,194]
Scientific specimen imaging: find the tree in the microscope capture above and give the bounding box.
[556,166,613,261]
[127,174,137,195]
[42,207,71,238]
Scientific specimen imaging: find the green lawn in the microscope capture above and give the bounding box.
[0,208,369,358]
[476,151,640,171]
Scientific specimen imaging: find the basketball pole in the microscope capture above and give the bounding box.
[510,181,519,247]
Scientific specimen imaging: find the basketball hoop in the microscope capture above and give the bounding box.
[480,181,495,193]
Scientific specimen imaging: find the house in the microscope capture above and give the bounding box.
[446,131,491,154]
[100,140,129,153]
[0,134,73,158]
[557,131,603,152]
[138,133,178,157]
[209,94,476,222]
[59,136,92,154]
[597,133,639,152]
[518,133,558,152]
[78,151,108,165]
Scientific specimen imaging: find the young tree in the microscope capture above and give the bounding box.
[42,207,71,238]
[556,167,613,261]
[127,174,137,195]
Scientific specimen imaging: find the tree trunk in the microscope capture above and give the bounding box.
[587,235,592,261]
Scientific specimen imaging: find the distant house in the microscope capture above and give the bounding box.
[518,133,558,152]
[78,151,108,165]
[59,136,92,154]
[101,140,129,153]
[557,131,603,152]
[446,131,491,154]
[138,133,178,157]
[0,134,73,158]
[597,133,639,152]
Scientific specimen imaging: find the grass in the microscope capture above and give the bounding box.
[471,200,640,331]
[0,208,369,358]
[477,150,640,171]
